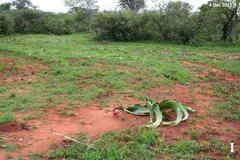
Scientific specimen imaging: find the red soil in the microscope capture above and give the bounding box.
[0,56,23,63]
[182,61,239,81]
[0,57,239,159]
[0,105,149,159]
[0,122,29,132]
[0,56,48,84]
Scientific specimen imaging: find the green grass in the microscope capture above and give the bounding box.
[182,128,201,140]
[46,127,163,159]
[4,143,19,152]
[23,115,36,120]
[28,153,42,160]
[0,92,46,112]
[213,79,240,121]
[0,112,15,124]
[0,62,5,72]
[0,34,239,114]
[0,34,239,159]
[47,127,237,160]
[59,110,77,116]
[59,110,68,116]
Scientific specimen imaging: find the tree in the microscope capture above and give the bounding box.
[91,11,148,41]
[0,13,14,35]
[64,0,98,13]
[0,3,11,12]
[150,1,197,43]
[200,0,240,41]
[118,0,145,11]
[12,9,45,33]
[12,0,37,10]
[165,1,191,17]
[64,0,98,32]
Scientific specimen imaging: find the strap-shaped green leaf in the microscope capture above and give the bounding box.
[124,98,196,128]
[146,107,162,128]
[124,104,149,115]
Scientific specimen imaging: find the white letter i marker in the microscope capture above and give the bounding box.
[230,143,234,153]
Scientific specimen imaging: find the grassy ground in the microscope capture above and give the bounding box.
[0,34,239,159]
[46,127,235,160]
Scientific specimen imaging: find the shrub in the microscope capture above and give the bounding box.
[0,12,14,35]
[43,13,76,35]
[12,9,46,33]
[91,10,150,41]
[91,9,198,43]
[11,10,76,34]
[148,2,198,43]
[74,9,98,32]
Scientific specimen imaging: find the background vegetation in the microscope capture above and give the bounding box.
[0,0,240,43]
[0,1,239,159]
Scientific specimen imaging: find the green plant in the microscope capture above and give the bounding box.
[59,110,68,116]
[69,112,77,116]
[0,112,15,124]
[47,127,159,159]
[190,117,196,124]
[9,92,16,98]
[4,143,19,151]
[170,139,202,159]
[0,62,5,72]
[213,80,240,121]
[49,143,58,150]
[0,13,14,35]
[91,10,150,41]
[124,98,196,128]
[23,115,36,120]
[183,128,201,140]
[43,13,76,35]
[79,120,87,125]
[0,32,239,160]
[31,125,37,129]
[28,152,42,160]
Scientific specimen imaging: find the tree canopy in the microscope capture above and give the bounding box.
[0,3,11,12]
[64,0,98,13]
[200,0,240,41]
[118,0,145,11]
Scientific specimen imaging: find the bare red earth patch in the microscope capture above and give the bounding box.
[0,57,239,159]
[0,59,49,84]
[0,102,148,159]
[182,61,239,81]
[0,122,29,132]
[0,56,23,63]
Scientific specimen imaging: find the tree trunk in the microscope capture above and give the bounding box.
[222,25,229,41]
[221,1,240,41]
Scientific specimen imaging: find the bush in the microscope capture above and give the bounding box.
[0,0,238,42]
[230,23,240,42]
[0,12,14,35]
[147,1,198,43]
[11,10,76,35]
[91,11,151,41]
[43,13,76,35]
[74,9,98,32]
[12,9,46,33]
[91,9,198,43]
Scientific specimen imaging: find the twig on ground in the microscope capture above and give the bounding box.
[53,132,96,150]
